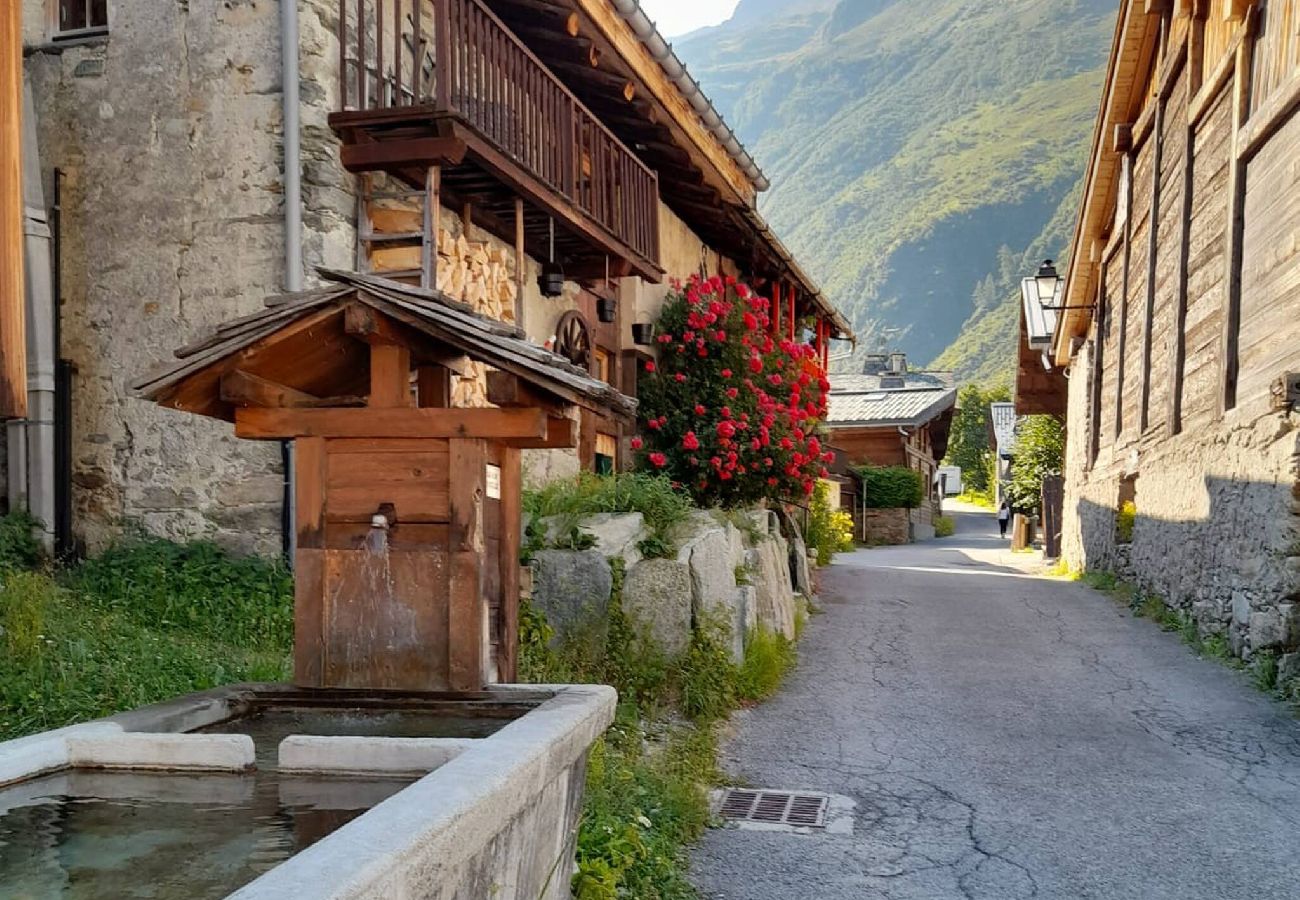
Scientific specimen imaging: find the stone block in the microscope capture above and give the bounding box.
[541,512,649,570]
[278,736,477,775]
[1232,591,1252,626]
[1250,610,1286,650]
[66,733,254,772]
[748,536,796,640]
[1278,652,1300,686]
[621,559,693,657]
[529,550,613,645]
[678,521,740,621]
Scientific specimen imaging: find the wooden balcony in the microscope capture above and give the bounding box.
[329,0,661,282]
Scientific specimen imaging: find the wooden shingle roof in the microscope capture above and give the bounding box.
[132,270,636,422]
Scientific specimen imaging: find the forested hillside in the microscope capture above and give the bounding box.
[676,0,1116,384]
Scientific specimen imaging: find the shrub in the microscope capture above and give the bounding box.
[934,515,956,537]
[857,465,924,509]
[1116,500,1136,543]
[0,509,44,572]
[636,274,833,507]
[736,626,796,702]
[943,383,1010,494]
[1005,414,1065,511]
[69,537,293,650]
[523,472,694,557]
[804,481,855,565]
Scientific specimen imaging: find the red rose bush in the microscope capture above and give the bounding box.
[636,274,832,508]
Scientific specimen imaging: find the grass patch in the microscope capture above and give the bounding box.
[933,516,955,538]
[956,491,995,510]
[736,626,797,703]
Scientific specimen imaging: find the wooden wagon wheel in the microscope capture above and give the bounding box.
[554,310,592,370]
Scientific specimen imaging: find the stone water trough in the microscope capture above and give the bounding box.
[0,682,614,898]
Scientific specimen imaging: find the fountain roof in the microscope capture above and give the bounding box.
[132,269,637,423]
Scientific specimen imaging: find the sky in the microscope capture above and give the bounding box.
[638,0,740,37]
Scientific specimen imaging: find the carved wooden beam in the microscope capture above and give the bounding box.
[221,370,322,408]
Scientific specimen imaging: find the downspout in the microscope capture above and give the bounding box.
[6,82,55,553]
[281,0,302,561]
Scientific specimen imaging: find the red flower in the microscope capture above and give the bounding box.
[749,356,763,374]
[721,368,733,378]
[630,436,643,450]
[675,373,687,382]
[648,452,667,468]
[715,330,727,343]
[644,361,656,373]
[647,419,661,430]
[726,387,739,399]
[694,404,706,415]
[717,421,737,439]
[683,431,700,451]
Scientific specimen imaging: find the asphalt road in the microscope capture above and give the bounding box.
[689,504,1300,899]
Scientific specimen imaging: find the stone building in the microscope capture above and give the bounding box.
[1021,0,1300,660]
[7,0,851,556]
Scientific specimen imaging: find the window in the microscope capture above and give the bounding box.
[56,0,107,37]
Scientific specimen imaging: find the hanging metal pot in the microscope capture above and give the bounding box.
[631,322,656,345]
[597,297,617,323]
[538,262,565,298]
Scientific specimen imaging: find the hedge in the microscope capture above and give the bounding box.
[856,465,924,509]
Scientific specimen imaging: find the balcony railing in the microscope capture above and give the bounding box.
[337,0,660,267]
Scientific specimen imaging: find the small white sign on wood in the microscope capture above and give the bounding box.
[485,464,502,500]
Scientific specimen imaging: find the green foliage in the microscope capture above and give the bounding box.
[1116,501,1136,544]
[636,534,675,560]
[856,465,924,509]
[943,383,1010,496]
[676,618,740,722]
[636,275,831,508]
[1005,414,1065,511]
[523,473,694,556]
[736,627,797,703]
[804,481,855,565]
[934,515,956,538]
[0,543,291,741]
[0,510,44,573]
[1251,651,1279,693]
[70,536,293,650]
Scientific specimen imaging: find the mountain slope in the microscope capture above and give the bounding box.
[676,0,1116,382]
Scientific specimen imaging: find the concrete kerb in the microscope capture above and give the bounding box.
[228,683,617,900]
[67,733,255,772]
[278,735,480,775]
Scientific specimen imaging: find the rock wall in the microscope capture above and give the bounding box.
[862,508,910,545]
[530,508,804,665]
[1062,341,1300,661]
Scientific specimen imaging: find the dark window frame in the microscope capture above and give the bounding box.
[55,0,108,39]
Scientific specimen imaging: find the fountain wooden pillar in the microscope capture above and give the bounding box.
[134,271,636,692]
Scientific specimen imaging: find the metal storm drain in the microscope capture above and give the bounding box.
[718,788,830,828]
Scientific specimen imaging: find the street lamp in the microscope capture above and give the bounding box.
[1031,259,1094,312]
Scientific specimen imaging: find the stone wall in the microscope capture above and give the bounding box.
[1062,341,1300,660]
[529,508,806,665]
[862,508,910,545]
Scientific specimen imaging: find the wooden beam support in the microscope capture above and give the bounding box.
[498,446,521,683]
[0,0,24,419]
[447,438,485,691]
[368,343,412,408]
[417,364,452,408]
[1113,123,1133,153]
[486,370,571,416]
[220,370,323,408]
[234,406,550,441]
[503,415,579,449]
[343,302,469,373]
[339,137,466,172]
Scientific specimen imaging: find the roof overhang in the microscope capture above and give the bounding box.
[1052,0,1158,365]
[1014,300,1067,416]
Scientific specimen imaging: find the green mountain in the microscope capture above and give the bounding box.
[675,0,1116,384]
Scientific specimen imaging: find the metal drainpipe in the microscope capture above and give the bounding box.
[281,0,302,562]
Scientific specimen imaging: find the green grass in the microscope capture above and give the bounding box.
[0,516,293,742]
[956,491,996,510]
[736,626,797,703]
[933,516,955,538]
[524,473,695,560]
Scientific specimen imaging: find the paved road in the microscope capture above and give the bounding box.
[690,505,1300,899]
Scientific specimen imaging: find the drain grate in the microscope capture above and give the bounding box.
[718,788,830,828]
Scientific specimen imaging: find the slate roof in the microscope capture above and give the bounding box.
[825,371,957,428]
[132,269,637,420]
[990,402,1019,456]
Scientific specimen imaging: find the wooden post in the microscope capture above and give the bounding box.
[0,0,25,420]
[417,364,451,408]
[1138,97,1165,432]
[422,165,440,290]
[293,436,328,686]
[1220,24,1254,412]
[514,197,526,331]
[448,438,486,691]
[498,446,521,682]
[771,282,781,335]
[368,344,412,407]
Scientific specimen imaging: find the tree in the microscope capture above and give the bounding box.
[943,382,1009,494]
[636,274,832,508]
[1005,415,1064,511]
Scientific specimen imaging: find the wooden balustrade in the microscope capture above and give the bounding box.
[338,0,659,266]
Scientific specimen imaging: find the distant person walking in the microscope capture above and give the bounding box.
[998,500,1011,538]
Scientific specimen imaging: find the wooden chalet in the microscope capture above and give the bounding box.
[1019,0,1300,628]
[825,359,957,495]
[133,270,635,691]
[325,0,852,472]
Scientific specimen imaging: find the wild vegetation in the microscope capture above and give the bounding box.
[1005,414,1066,511]
[804,481,854,565]
[0,516,292,741]
[519,556,798,899]
[677,0,1116,380]
[943,383,1010,505]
